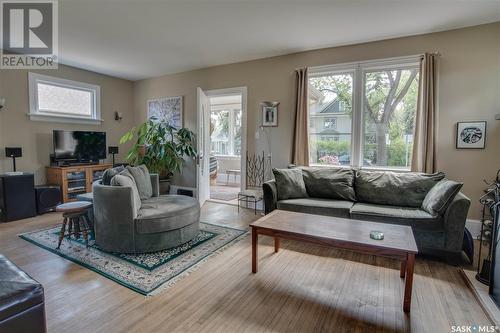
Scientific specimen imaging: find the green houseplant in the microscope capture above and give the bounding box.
[119,117,197,180]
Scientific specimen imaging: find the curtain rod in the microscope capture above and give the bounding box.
[293,52,441,72]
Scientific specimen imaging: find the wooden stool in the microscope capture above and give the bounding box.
[56,201,93,249]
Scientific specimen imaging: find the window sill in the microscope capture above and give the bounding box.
[28,113,103,125]
[309,164,411,172]
[212,155,240,160]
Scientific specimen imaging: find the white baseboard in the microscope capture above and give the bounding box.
[466,219,481,238]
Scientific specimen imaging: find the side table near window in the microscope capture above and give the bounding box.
[238,189,263,215]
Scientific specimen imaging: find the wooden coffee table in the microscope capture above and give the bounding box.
[250,210,418,313]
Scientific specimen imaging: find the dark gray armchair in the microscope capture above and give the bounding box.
[93,174,200,254]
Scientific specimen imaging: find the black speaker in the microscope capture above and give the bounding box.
[5,147,22,158]
[108,146,119,154]
[0,173,36,222]
[35,185,62,214]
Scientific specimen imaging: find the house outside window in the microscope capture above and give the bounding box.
[28,72,101,124]
[308,56,420,170]
[324,117,337,129]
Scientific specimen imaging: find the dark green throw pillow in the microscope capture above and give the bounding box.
[302,167,356,201]
[272,168,308,200]
[422,179,463,216]
[101,165,125,185]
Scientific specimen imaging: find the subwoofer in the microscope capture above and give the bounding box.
[35,185,62,214]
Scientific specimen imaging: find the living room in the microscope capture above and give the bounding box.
[0,1,499,332]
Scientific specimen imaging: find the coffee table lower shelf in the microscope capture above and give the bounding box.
[250,219,416,313]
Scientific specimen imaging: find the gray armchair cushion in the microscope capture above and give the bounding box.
[355,170,445,207]
[422,179,463,216]
[301,167,356,201]
[277,198,353,218]
[136,195,200,234]
[272,168,308,200]
[126,165,153,200]
[101,165,125,185]
[111,169,141,215]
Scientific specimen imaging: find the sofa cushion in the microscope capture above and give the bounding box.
[350,203,442,230]
[136,195,200,234]
[101,165,125,185]
[272,168,308,200]
[277,198,353,218]
[127,165,153,200]
[301,167,356,201]
[422,179,463,216]
[111,169,141,216]
[354,170,445,207]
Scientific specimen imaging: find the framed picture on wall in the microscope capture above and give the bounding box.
[261,102,279,127]
[456,121,487,149]
[147,96,183,129]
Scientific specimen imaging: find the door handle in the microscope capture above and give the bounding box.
[196,154,204,165]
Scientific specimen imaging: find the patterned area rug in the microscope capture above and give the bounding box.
[19,222,246,295]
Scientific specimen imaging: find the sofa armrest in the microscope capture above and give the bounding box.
[150,173,160,197]
[92,182,137,252]
[263,180,277,215]
[442,192,471,252]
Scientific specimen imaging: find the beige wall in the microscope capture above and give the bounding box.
[0,65,135,184]
[134,22,500,219]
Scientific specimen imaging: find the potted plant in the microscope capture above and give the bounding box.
[120,117,197,193]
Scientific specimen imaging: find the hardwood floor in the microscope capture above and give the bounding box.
[0,202,491,332]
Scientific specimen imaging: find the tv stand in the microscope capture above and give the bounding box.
[46,163,112,202]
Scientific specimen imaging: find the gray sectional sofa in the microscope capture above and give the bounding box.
[263,167,470,258]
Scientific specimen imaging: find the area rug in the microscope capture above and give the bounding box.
[19,222,246,295]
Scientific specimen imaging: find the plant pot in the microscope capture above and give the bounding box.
[159,179,171,195]
[138,145,146,157]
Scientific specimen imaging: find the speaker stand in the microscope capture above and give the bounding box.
[10,156,16,172]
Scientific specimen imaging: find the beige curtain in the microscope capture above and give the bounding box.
[292,67,309,166]
[411,53,438,173]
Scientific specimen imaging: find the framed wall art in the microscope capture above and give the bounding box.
[456,121,486,149]
[147,96,183,129]
[261,101,279,127]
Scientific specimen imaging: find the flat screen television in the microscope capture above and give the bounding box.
[53,130,106,163]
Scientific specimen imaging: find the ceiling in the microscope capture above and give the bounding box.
[58,1,500,81]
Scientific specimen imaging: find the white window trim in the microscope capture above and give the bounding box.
[28,72,102,125]
[309,54,421,171]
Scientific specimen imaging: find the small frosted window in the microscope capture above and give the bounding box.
[37,83,93,116]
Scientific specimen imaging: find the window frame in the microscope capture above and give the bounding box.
[28,72,102,124]
[308,55,421,171]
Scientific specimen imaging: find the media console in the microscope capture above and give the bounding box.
[46,164,112,203]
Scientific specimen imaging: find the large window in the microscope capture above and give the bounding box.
[28,72,101,124]
[210,108,242,157]
[308,57,419,170]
